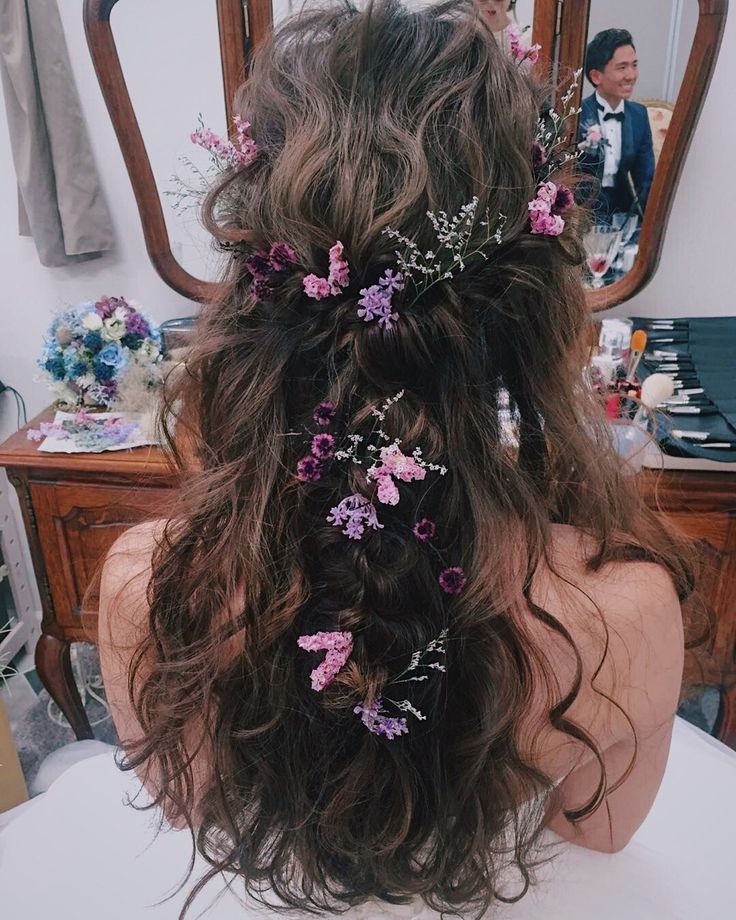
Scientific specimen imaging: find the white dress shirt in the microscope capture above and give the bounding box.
[596,91,624,188]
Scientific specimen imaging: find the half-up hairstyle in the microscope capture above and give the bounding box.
[121,2,696,916]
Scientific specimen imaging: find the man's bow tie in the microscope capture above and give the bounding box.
[597,103,625,123]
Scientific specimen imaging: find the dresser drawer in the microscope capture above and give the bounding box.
[29,480,174,632]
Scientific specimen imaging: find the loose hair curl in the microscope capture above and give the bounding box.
[121,2,696,917]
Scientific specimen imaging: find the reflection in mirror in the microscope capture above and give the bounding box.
[111,0,228,286]
[476,0,535,52]
[579,1,698,291]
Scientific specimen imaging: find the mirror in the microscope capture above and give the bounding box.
[579,2,699,292]
[533,0,728,312]
[84,0,727,309]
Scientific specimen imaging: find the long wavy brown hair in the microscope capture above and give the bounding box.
[120,2,696,916]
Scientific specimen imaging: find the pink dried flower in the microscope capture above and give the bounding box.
[313,402,336,426]
[328,494,384,540]
[303,274,332,300]
[508,25,542,65]
[377,446,426,483]
[191,117,258,168]
[439,566,466,596]
[529,182,570,237]
[328,241,350,294]
[297,455,322,482]
[27,428,44,442]
[413,518,437,542]
[311,433,335,460]
[297,631,354,692]
[354,697,409,739]
[376,472,400,506]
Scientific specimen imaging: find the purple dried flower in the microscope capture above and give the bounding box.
[354,697,409,739]
[311,433,335,460]
[439,566,466,595]
[297,455,321,482]
[269,243,297,271]
[413,518,437,542]
[252,278,275,302]
[313,402,336,426]
[532,142,549,169]
[95,296,128,319]
[245,251,274,280]
[552,184,574,216]
[124,312,150,337]
[303,274,332,300]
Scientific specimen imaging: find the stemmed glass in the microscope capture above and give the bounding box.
[584,226,623,289]
[611,214,640,273]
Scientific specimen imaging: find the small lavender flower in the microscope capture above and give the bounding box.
[439,566,466,595]
[354,697,409,740]
[327,494,383,540]
[297,455,321,482]
[311,433,335,460]
[313,401,336,426]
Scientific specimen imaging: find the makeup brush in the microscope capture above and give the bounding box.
[626,329,648,380]
[632,373,676,428]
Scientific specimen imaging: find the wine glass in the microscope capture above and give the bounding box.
[584,226,623,289]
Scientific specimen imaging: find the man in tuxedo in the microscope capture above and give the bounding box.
[578,29,655,223]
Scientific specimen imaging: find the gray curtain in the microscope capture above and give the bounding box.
[0,0,115,267]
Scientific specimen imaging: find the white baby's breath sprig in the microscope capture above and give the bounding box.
[383,200,507,306]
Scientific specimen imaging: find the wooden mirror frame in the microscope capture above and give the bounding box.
[84,0,728,309]
[83,0,272,302]
[533,0,728,312]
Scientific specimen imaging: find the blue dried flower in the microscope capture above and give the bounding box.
[83,331,103,353]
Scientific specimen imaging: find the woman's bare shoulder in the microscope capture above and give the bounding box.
[525,524,684,772]
[98,520,168,651]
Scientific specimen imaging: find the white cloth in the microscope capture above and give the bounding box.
[0,718,734,920]
[596,91,624,188]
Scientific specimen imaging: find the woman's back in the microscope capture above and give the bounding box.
[94,2,695,916]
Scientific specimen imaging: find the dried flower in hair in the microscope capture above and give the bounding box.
[252,279,275,302]
[327,494,384,540]
[303,274,332,300]
[357,269,404,329]
[297,455,322,482]
[528,181,572,237]
[413,518,437,542]
[313,402,336,427]
[328,241,350,294]
[297,631,354,691]
[245,251,273,280]
[354,697,409,739]
[190,116,258,168]
[439,566,466,595]
[311,433,335,460]
[375,472,400,506]
[269,243,297,271]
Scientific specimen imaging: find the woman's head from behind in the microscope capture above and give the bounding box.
[131,2,692,917]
